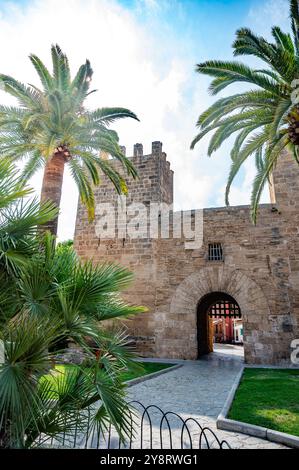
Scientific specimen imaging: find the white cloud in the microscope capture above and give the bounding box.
[0,0,278,241]
[0,0,211,241]
[248,0,289,33]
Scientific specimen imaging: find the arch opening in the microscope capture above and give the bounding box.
[197,292,244,358]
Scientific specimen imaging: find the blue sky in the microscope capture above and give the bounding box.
[0,0,290,239]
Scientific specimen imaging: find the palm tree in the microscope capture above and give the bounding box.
[1,244,144,448]
[0,45,139,236]
[0,159,145,448]
[191,0,299,221]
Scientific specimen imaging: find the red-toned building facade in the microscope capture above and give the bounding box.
[209,301,243,344]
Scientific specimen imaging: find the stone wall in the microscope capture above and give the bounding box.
[74,144,299,365]
[155,203,296,364]
[74,142,173,357]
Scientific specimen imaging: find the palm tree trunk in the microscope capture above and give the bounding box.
[40,153,66,237]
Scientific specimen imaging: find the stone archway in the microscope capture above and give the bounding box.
[197,291,242,357]
[169,266,270,362]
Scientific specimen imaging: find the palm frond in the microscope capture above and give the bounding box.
[51,44,71,92]
[225,130,269,205]
[233,27,296,82]
[68,159,95,221]
[0,316,61,448]
[191,108,273,150]
[272,26,295,54]
[251,136,289,222]
[195,91,277,136]
[89,107,139,125]
[95,297,146,322]
[20,151,45,182]
[290,0,299,52]
[196,61,285,96]
[29,54,54,92]
[0,75,44,110]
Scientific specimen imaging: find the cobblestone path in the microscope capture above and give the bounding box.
[128,352,287,449]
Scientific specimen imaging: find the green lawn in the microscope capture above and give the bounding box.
[41,361,175,395]
[228,368,299,437]
[121,361,175,381]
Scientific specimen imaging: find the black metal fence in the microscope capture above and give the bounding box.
[34,401,231,450]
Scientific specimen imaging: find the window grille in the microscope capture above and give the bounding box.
[208,301,241,319]
[208,243,223,261]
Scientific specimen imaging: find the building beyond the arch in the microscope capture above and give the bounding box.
[74,142,299,365]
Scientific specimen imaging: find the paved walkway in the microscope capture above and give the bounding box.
[128,349,287,449]
[213,343,245,358]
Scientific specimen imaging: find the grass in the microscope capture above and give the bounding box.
[228,368,299,437]
[41,361,175,395]
[121,361,175,381]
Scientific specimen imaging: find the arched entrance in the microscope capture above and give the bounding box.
[169,266,271,362]
[197,292,242,357]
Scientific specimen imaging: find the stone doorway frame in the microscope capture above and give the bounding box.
[197,291,242,357]
[169,266,271,362]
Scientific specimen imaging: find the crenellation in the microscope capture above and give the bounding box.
[152,141,163,155]
[133,143,143,157]
[119,145,126,156]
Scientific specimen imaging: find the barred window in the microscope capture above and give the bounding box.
[208,243,223,261]
[208,301,241,318]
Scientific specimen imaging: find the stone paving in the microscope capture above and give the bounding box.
[128,348,287,449]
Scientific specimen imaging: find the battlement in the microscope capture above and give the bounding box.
[119,141,166,159]
[101,141,174,206]
[75,141,174,225]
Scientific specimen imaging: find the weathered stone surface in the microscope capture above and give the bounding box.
[74,145,299,365]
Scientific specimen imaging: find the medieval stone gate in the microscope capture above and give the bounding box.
[74,142,299,365]
[169,266,269,361]
[197,291,242,355]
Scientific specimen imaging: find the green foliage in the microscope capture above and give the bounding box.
[192,0,299,222]
[0,160,145,448]
[42,362,175,394]
[56,239,73,250]
[0,159,57,326]
[0,45,139,220]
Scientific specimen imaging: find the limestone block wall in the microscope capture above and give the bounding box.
[74,145,299,365]
[154,204,296,364]
[74,142,173,356]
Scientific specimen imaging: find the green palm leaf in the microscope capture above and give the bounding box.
[251,137,289,222]
[192,0,299,220]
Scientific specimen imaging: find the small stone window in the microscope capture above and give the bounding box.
[208,243,223,261]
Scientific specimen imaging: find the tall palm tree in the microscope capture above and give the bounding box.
[0,159,145,448]
[0,45,139,236]
[191,0,299,221]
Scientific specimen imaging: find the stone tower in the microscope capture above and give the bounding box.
[74,142,174,356]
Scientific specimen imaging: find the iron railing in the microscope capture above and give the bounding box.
[34,401,231,450]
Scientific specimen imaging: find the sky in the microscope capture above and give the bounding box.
[0,0,291,240]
